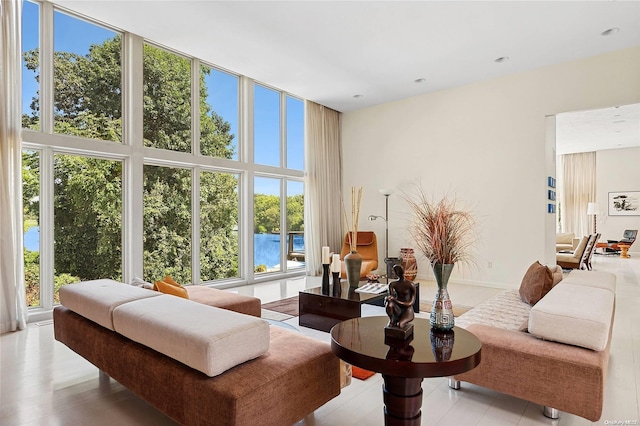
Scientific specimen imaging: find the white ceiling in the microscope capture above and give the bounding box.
[52,0,640,114]
[556,103,640,155]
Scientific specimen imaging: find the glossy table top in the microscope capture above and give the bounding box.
[330,316,482,378]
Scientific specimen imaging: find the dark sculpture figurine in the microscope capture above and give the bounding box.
[384,264,416,340]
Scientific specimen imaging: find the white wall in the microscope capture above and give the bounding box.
[596,147,640,255]
[342,46,640,289]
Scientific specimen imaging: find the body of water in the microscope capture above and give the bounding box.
[23,226,304,269]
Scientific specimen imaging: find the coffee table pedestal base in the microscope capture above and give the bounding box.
[382,375,423,426]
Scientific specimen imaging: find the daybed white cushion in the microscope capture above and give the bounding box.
[529,283,614,351]
[112,295,270,377]
[455,289,531,331]
[561,270,616,293]
[59,279,160,330]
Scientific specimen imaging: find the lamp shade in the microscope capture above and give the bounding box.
[587,202,600,215]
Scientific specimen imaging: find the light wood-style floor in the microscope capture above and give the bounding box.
[1,255,638,425]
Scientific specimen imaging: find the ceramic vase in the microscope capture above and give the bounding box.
[430,263,455,331]
[344,251,362,288]
[400,248,418,281]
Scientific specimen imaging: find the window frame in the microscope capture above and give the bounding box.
[21,1,306,320]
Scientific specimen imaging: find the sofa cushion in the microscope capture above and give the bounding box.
[112,295,270,377]
[186,286,262,317]
[529,283,614,351]
[561,270,616,293]
[455,289,531,331]
[60,279,160,330]
[549,265,563,287]
[519,261,553,305]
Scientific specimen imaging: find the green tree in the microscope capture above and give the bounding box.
[23,37,240,287]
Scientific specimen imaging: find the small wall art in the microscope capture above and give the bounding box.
[548,190,555,201]
[547,176,556,188]
[608,191,640,216]
[548,203,555,214]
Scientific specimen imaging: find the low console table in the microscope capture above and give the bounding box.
[331,317,482,426]
[299,281,420,332]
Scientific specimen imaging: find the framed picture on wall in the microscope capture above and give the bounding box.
[608,191,640,216]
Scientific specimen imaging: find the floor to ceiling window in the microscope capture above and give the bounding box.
[21,0,305,316]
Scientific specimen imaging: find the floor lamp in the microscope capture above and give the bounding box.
[587,202,600,234]
[368,189,397,282]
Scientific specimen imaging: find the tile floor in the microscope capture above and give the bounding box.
[1,254,638,425]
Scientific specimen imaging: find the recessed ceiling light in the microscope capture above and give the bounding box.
[414,78,426,83]
[494,56,509,63]
[601,28,620,36]
[353,94,363,99]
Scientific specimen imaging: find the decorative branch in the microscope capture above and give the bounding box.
[404,189,476,265]
[342,186,363,252]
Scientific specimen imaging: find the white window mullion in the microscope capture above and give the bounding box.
[241,77,254,281]
[40,147,54,310]
[40,1,54,134]
[280,178,287,272]
[123,33,145,282]
[192,167,201,285]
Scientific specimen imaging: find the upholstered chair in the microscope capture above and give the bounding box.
[340,231,379,279]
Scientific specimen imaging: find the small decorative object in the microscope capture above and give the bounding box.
[430,328,455,361]
[331,253,342,297]
[400,248,418,281]
[431,263,455,331]
[342,187,363,288]
[321,246,331,295]
[404,190,476,332]
[366,273,380,283]
[385,257,402,280]
[384,265,416,340]
[321,263,330,295]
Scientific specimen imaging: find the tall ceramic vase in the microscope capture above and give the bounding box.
[430,263,455,331]
[400,248,418,281]
[344,251,362,288]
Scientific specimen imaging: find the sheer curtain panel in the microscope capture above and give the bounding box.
[1,0,28,332]
[558,152,596,239]
[304,101,343,275]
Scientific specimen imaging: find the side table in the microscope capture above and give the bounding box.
[331,317,481,426]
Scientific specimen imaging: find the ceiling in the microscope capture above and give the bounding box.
[556,103,640,155]
[52,1,640,114]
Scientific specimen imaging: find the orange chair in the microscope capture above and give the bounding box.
[340,231,379,279]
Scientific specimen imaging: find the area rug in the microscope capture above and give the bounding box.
[352,366,375,380]
[261,296,470,318]
[261,296,299,317]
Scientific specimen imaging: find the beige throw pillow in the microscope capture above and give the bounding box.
[519,261,553,305]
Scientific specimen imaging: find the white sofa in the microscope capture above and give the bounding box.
[452,269,616,421]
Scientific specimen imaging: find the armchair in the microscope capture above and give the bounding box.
[556,234,595,270]
[340,231,379,279]
[604,229,637,254]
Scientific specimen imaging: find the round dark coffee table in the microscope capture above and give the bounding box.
[330,316,481,426]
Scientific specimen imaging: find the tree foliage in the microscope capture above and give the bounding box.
[22,36,243,290]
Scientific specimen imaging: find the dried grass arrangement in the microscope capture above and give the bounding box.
[405,191,476,266]
[341,186,363,252]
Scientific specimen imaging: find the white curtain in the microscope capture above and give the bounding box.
[1,0,28,333]
[558,152,596,238]
[304,101,343,275]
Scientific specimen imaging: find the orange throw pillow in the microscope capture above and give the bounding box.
[519,261,553,305]
[154,278,189,299]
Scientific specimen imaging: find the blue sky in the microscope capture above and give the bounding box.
[21,2,304,197]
